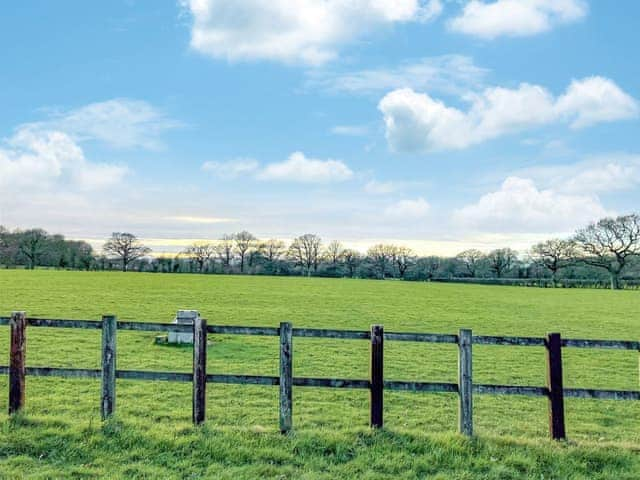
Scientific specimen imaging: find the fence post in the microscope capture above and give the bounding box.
[370,324,384,428]
[458,328,473,436]
[9,311,26,415]
[546,332,566,440]
[192,315,207,425]
[279,322,293,433]
[101,315,117,421]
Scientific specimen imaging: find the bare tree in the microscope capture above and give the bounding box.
[216,234,235,269]
[456,249,485,277]
[17,229,48,269]
[394,246,415,278]
[342,249,361,278]
[367,244,396,279]
[324,240,345,266]
[103,232,151,272]
[573,214,640,290]
[530,239,577,285]
[182,242,216,273]
[234,231,256,273]
[486,248,517,278]
[289,234,322,275]
[263,239,286,263]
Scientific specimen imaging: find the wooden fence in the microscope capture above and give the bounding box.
[1,312,639,440]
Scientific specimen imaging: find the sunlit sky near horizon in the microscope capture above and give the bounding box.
[1,1,639,255]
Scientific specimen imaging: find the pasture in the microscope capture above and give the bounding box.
[0,270,638,479]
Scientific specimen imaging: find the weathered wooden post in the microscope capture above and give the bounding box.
[546,332,566,440]
[9,311,26,415]
[101,315,117,420]
[458,328,473,436]
[370,324,384,428]
[279,322,293,433]
[192,315,207,425]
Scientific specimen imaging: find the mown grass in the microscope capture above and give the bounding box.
[0,270,638,478]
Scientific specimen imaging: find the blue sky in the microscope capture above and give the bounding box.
[1,1,639,254]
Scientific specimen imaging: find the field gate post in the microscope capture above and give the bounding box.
[458,329,473,437]
[101,315,117,420]
[192,315,207,425]
[546,332,566,440]
[279,321,293,433]
[370,324,384,428]
[9,311,26,415]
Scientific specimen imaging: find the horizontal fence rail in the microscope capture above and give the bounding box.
[1,313,639,440]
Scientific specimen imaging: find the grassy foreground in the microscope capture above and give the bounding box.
[0,270,638,479]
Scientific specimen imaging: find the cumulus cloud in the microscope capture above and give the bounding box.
[308,55,488,96]
[384,197,430,218]
[453,176,608,233]
[258,152,353,183]
[379,76,638,152]
[0,127,128,191]
[29,99,180,150]
[449,0,587,39]
[181,0,442,65]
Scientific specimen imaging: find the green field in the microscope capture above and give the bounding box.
[0,270,638,479]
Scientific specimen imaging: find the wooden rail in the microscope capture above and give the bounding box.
[1,313,638,440]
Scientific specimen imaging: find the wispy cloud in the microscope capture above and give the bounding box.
[307,55,488,96]
[330,125,369,136]
[26,98,181,150]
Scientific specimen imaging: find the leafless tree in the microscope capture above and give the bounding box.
[486,248,517,278]
[233,231,256,273]
[17,229,49,269]
[342,249,361,278]
[263,239,286,263]
[456,249,485,277]
[367,244,396,279]
[324,240,345,265]
[289,234,322,275]
[216,234,235,269]
[182,242,216,273]
[573,214,640,290]
[103,232,151,272]
[394,246,415,278]
[530,239,577,285]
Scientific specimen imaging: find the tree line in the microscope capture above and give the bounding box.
[1,213,639,290]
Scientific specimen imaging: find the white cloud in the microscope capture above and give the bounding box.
[449,0,587,39]
[257,151,353,183]
[201,152,354,183]
[0,128,128,191]
[330,125,369,136]
[308,55,488,96]
[201,158,260,178]
[364,180,401,195]
[453,176,608,233]
[384,197,430,218]
[379,77,638,152]
[557,77,639,128]
[181,0,442,65]
[29,99,180,150]
[516,155,640,195]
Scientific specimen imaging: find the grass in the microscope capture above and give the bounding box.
[0,270,638,479]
